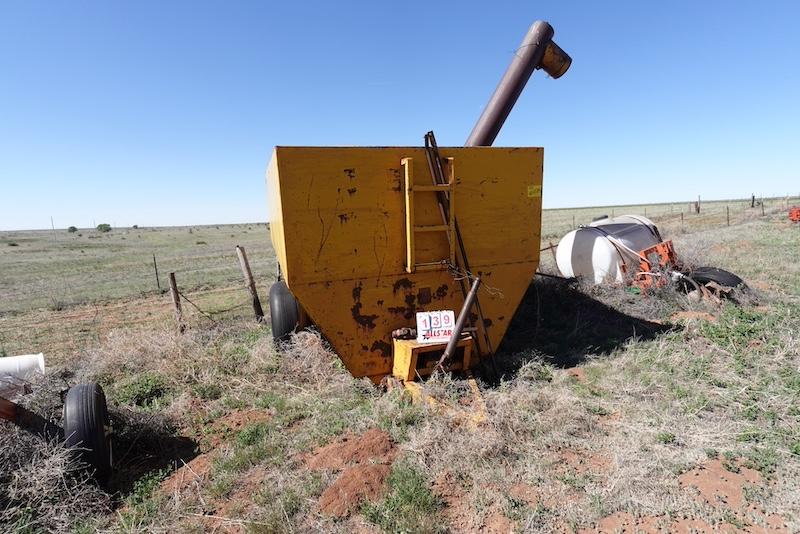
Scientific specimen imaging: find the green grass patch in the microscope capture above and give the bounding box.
[113,372,171,408]
[744,447,778,478]
[362,462,443,534]
[656,432,676,445]
[193,383,222,400]
[116,468,169,527]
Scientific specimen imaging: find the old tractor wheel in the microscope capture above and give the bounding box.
[63,383,113,481]
[688,267,747,290]
[269,280,300,344]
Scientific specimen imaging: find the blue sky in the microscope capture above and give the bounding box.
[1,1,798,230]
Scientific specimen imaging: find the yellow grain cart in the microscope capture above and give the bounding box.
[266,21,570,383]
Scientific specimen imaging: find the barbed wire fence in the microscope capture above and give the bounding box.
[541,195,800,240]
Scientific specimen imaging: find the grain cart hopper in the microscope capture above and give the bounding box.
[267,21,571,383]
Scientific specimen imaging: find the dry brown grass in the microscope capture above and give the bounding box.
[0,428,112,532]
[2,212,799,533]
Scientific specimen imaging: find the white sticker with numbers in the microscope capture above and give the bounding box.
[415,310,456,344]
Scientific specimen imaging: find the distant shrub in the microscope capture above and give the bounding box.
[67,226,77,233]
[48,297,66,311]
[132,224,138,229]
[96,223,112,233]
[195,241,207,245]
[7,242,18,247]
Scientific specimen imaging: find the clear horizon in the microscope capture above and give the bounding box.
[2,1,798,231]
[4,194,796,233]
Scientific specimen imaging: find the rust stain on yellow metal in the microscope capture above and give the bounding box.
[267,146,543,381]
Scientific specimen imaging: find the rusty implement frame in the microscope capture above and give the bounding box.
[0,395,62,438]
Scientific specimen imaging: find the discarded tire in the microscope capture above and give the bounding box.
[688,267,747,290]
[269,280,300,344]
[63,383,112,481]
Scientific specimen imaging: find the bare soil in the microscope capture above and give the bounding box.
[305,428,398,518]
[159,453,213,495]
[304,428,397,471]
[318,464,392,517]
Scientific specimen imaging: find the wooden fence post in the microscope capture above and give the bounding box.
[236,245,265,322]
[761,199,765,216]
[152,254,161,292]
[572,215,575,229]
[168,272,185,333]
[726,206,730,226]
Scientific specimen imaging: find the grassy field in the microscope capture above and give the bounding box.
[1,200,800,533]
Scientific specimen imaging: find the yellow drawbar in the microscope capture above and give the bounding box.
[267,146,543,382]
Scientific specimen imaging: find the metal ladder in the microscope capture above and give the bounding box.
[401,156,456,273]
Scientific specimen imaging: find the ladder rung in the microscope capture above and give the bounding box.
[414,261,448,271]
[414,184,451,192]
[414,224,449,233]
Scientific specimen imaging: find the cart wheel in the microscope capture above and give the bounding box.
[63,383,112,481]
[270,280,300,344]
[688,267,747,290]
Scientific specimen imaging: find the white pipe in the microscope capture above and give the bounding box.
[0,353,45,379]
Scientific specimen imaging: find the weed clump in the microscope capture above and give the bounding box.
[362,461,442,533]
[0,427,112,532]
[113,372,171,408]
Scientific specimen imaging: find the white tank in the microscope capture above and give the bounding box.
[555,215,663,284]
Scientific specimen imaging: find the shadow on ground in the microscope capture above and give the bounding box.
[106,407,198,495]
[491,275,673,378]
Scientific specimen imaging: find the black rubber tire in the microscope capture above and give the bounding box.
[688,266,747,289]
[63,383,112,481]
[269,280,300,344]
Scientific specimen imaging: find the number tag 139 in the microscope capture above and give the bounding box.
[415,310,455,344]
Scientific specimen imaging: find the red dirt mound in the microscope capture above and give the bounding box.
[159,453,212,494]
[305,428,397,471]
[318,464,391,517]
[678,458,761,509]
[307,428,398,518]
